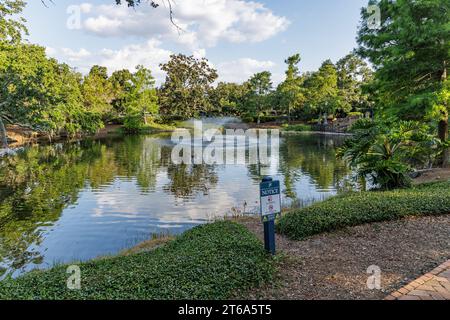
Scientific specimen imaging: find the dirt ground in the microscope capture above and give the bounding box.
[5,124,122,147]
[236,215,450,300]
[413,168,450,185]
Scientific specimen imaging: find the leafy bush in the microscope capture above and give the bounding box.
[123,114,144,133]
[0,221,273,300]
[277,181,450,240]
[338,119,440,189]
[283,124,312,132]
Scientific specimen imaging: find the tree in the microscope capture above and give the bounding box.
[304,60,339,120]
[244,71,273,124]
[0,0,28,43]
[0,42,103,139]
[159,54,218,120]
[210,82,250,117]
[0,43,57,133]
[278,54,305,122]
[357,0,450,166]
[335,53,373,116]
[81,65,114,118]
[52,63,104,136]
[124,65,158,127]
[110,69,133,117]
[0,0,28,147]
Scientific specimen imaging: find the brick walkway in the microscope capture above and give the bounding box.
[386,260,450,300]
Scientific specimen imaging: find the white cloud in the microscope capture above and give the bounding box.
[60,48,91,62]
[192,48,206,59]
[80,0,290,50]
[79,3,93,14]
[98,39,172,81]
[216,58,276,83]
[46,39,172,83]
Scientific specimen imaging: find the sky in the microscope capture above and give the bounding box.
[22,0,369,85]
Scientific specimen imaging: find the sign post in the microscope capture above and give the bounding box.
[260,177,281,255]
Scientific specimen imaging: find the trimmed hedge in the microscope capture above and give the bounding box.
[277,181,450,240]
[0,221,273,300]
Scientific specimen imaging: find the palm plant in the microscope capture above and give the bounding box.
[338,119,440,190]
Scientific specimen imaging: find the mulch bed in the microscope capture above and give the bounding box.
[236,215,450,300]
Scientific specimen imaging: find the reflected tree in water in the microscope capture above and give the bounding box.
[164,164,218,199]
[279,134,352,200]
[0,144,99,273]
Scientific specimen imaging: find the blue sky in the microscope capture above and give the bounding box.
[22,0,369,84]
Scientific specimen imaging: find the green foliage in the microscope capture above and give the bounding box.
[241,71,273,123]
[159,54,218,120]
[277,181,450,240]
[0,42,104,137]
[278,54,305,121]
[110,69,133,116]
[283,124,312,132]
[335,53,373,115]
[357,0,449,164]
[303,60,339,118]
[121,65,159,132]
[128,66,158,116]
[82,65,114,117]
[209,82,250,116]
[0,221,274,300]
[123,114,144,133]
[0,3,160,138]
[338,119,441,189]
[0,0,28,43]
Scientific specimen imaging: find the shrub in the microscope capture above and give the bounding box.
[277,181,450,240]
[338,119,440,190]
[0,221,274,300]
[123,114,144,133]
[283,124,312,132]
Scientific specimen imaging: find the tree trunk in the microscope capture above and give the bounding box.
[143,112,148,125]
[0,117,8,148]
[438,116,449,168]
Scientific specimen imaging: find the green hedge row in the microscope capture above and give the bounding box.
[0,221,273,300]
[277,181,450,240]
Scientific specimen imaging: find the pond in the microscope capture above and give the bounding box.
[0,125,359,278]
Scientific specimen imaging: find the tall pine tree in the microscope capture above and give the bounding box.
[358,0,450,166]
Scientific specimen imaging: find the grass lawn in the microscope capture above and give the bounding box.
[0,221,274,300]
[277,181,450,240]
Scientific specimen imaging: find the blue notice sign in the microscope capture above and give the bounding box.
[260,179,281,222]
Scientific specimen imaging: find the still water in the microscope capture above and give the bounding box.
[0,129,357,278]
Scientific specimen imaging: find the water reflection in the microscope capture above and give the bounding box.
[0,132,357,277]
